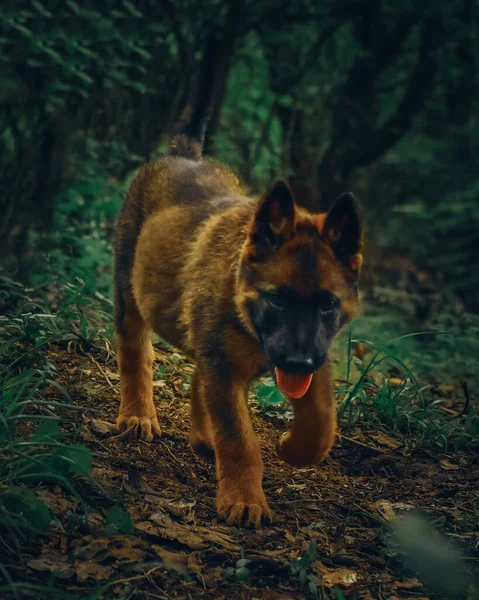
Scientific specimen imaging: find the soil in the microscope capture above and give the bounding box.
[4,340,479,599]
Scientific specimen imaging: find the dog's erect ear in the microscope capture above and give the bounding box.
[248,180,296,256]
[322,193,363,272]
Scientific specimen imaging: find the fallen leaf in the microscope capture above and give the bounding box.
[396,578,424,590]
[188,553,203,581]
[165,527,208,550]
[54,564,76,579]
[108,535,148,562]
[73,537,109,560]
[108,544,147,562]
[28,547,68,572]
[92,467,120,492]
[151,546,188,573]
[135,520,161,536]
[89,419,117,436]
[371,499,414,522]
[372,499,395,521]
[440,459,460,471]
[314,562,358,588]
[141,511,240,552]
[163,497,196,522]
[202,529,240,552]
[369,431,402,449]
[86,513,104,536]
[391,502,415,511]
[49,531,69,554]
[146,495,196,522]
[286,484,307,492]
[284,531,297,544]
[138,517,208,551]
[37,490,75,517]
[74,560,114,582]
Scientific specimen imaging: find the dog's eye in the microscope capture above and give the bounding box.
[321,298,338,313]
[264,293,283,309]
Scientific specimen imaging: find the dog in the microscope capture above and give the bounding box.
[114,133,363,527]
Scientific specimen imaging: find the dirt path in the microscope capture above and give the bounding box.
[12,341,479,599]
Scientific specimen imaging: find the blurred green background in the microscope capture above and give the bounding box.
[1,0,478,386]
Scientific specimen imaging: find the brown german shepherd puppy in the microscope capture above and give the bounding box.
[114,134,363,527]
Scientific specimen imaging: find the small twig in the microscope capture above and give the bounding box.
[437,405,460,417]
[338,434,383,453]
[159,439,185,467]
[458,380,471,417]
[90,355,119,393]
[103,336,114,362]
[103,564,169,595]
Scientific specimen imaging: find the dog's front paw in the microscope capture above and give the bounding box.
[216,479,272,528]
[116,414,161,442]
[277,430,334,467]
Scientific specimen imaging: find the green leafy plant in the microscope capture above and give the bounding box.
[254,378,285,407]
[0,278,102,595]
[0,486,53,534]
[223,548,252,582]
[104,506,135,535]
[290,541,321,597]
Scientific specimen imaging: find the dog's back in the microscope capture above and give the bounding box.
[114,135,252,349]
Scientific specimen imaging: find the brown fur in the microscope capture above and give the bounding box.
[114,137,362,527]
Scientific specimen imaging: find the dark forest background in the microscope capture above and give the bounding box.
[1,0,478,379]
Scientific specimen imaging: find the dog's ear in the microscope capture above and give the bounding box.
[322,193,363,272]
[248,180,296,257]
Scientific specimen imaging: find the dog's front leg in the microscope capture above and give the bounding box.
[277,361,337,467]
[198,365,272,527]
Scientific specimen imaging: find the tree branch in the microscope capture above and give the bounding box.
[356,16,441,168]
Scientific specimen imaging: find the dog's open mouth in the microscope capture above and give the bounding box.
[274,367,313,399]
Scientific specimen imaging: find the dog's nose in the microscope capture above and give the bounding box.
[282,356,314,373]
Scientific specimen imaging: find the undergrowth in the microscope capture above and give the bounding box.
[336,325,479,451]
[0,275,114,598]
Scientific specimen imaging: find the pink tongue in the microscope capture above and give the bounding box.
[275,368,313,399]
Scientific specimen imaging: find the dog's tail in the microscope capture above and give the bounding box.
[168,39,217,161]
[168,133,204,161]
[168,89,213,161]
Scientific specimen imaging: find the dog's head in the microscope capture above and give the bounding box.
[237,180,363,397]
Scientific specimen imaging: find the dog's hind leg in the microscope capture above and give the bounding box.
[189,369,214,458]
[116,292,161,442]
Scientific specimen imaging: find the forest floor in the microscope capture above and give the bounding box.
[3,328,478,600]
